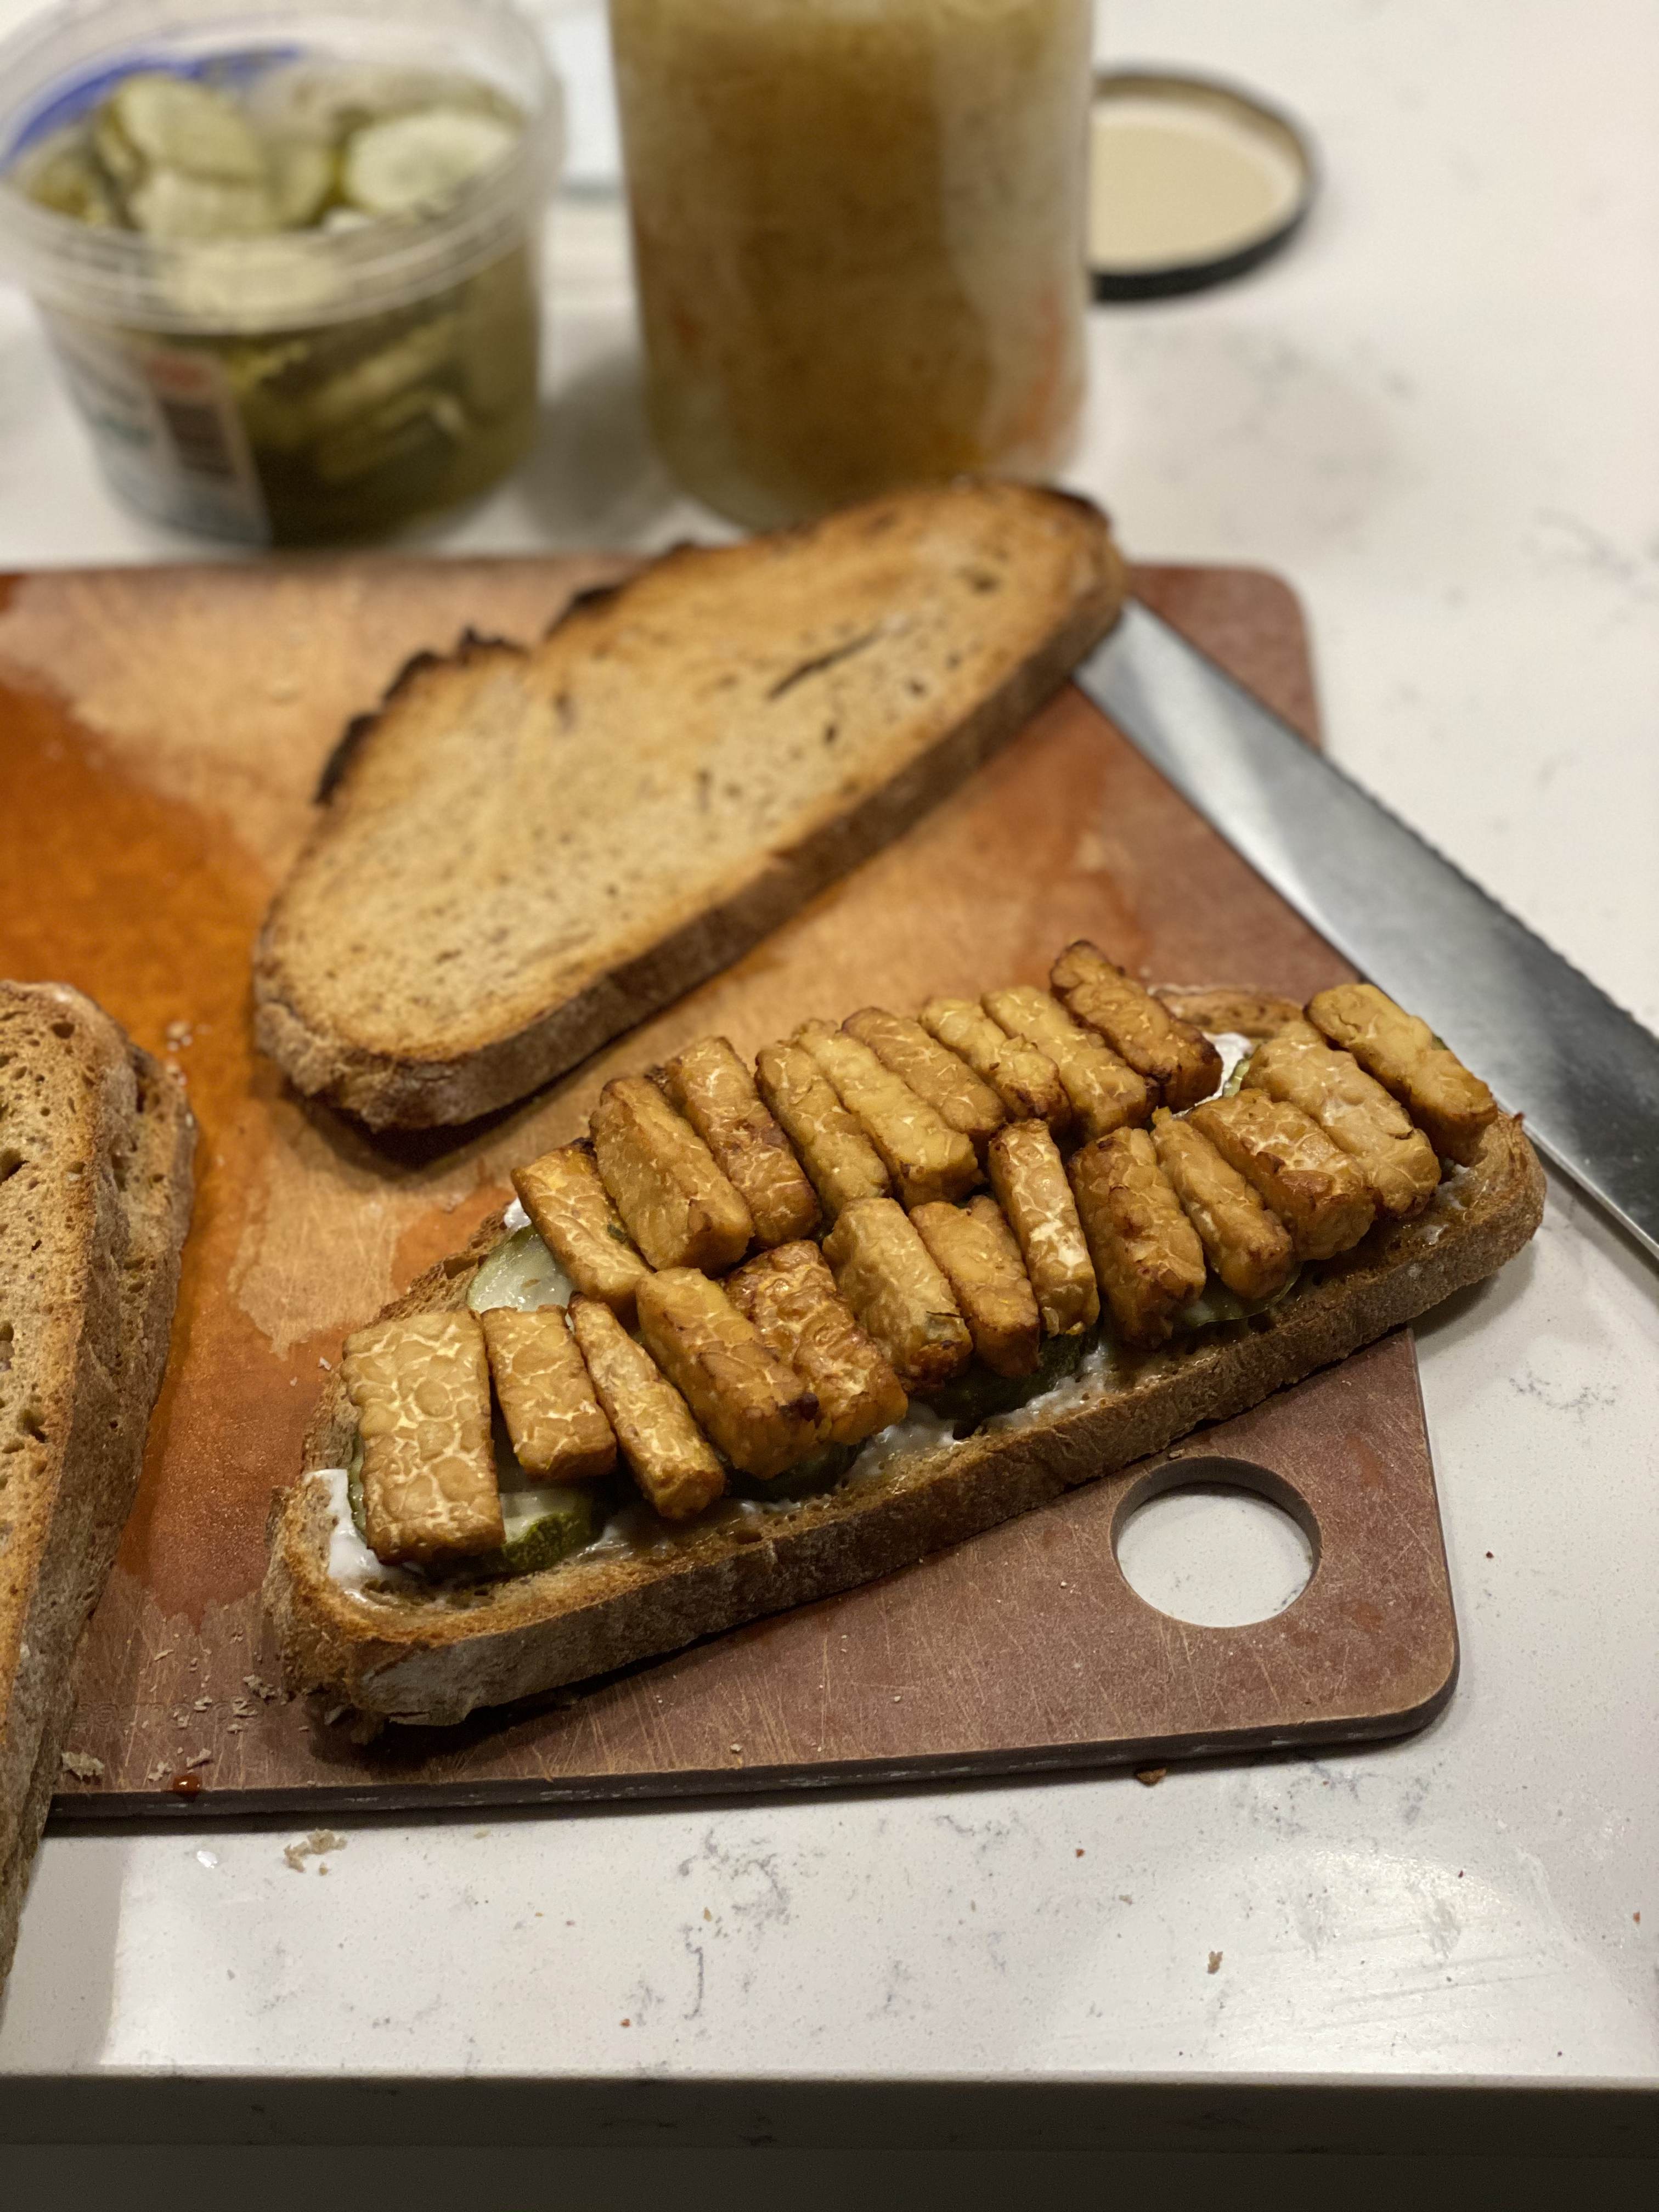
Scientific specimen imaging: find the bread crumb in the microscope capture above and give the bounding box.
[1135,1766,1168,1787]
[1207,1950,1223,1974]
[284,1830,347,1872]
[242,1674,283,1702]
[193,1696,213,1711]
[60,1749,104,1781]
[183,1748,212,1770]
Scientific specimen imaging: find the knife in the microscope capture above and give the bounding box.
[1076,600,1659,1265]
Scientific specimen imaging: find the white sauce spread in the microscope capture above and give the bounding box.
[502,1195,529,1232]
[316,1465,420,1596]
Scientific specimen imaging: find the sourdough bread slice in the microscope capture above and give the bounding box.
[253,483,1127,1128]
[0,982,195,1980]
[265,1113,1543,1728]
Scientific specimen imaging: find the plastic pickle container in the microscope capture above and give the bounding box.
[0,0,561,545]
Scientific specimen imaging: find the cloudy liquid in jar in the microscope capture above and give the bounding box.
[610,0,1092,528]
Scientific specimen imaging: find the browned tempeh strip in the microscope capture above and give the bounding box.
[1245,1032,1440,1218]
[513,1141,651,1322]
[1306,984,1497,1165]
[590,1075,753,1272]
[1051,940,1222,1110]
[918,997,1072,1130]
[567,1296,725,1521]
[728,1241,907,1446]
[1070,1128,1207,1350]
[985,1120,1100,1335]
[843,1008,1006,1150]
[1188,1092,1376,1261]
[1151,1108,1295,1302]
[479,1307,617,1481]
[795,1020,981,1205]
[635,1269,821,1480]
[983,985,1152,1138]
[343,1312,502,1565]
[821,1198,973,1391]
[658,1035,821,1248]
[911,1198,1042,1379]
[754,1039,891,1217]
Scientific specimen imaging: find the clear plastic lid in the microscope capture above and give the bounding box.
[0,0,562,332]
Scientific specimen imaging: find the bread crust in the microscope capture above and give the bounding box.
[264,1114,1544,1728]
[252,483,1128,1129]
[0,982,194,1978]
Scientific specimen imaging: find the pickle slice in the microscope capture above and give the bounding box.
[311,385,467,486]
[106,72,269,183]
[20,137,120,224]
[494,1485,600,1574]
[919,1327,1088,1438]
[341,107,517,217]
[1176,1266,1301,1335]
[270,137,336,228]
[469,1224,575,1314]
[128,167,279,239]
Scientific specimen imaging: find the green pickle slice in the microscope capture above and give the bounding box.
[342,107,518,217]
[467,1224,573,1315]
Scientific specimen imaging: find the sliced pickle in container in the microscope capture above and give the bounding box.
[342,106,519,217]
[105,72,269,183]
[0,15,558,548]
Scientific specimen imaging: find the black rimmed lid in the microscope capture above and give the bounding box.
[1088,70,1316,301]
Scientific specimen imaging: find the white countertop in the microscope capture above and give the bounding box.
[0,0,1654,2117]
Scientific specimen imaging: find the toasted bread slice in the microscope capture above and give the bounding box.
[0,982,194,1979]
[254,483,1127,1128]
[264,1093,1542,1730]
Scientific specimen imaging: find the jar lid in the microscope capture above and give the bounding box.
[1088,70,1316,300]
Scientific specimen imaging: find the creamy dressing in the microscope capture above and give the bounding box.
[317,1465,422,1595]
[501,1195,529,1232]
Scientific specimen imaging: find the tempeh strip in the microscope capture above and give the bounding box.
[479,1307,617,1481]
[1244,1032,1440,1217]
[1151,1108,1295,1302]
[1051,940,1222,1110]
[1188,1092,1375,1261]
[795,1020,980,1205]
[984,985,1152,1138]
[343,1312,501,1565]
[567,1296,725,1521]
[911,1197,1041,1379]
[658,1035,821,1247]
[635,1269,821,1480]
[590,1075,753,1272]
[821,1198,973,1391]
[1306,983,1497,1165]
[728,1241,907,1446]
[513,1141,651,1322]
[985,1120,1099,1336]
[754,1039,890,1217]
[918,996,1071,1130]
[1070,1129,1207,1350]
[843,1007,1006,1149]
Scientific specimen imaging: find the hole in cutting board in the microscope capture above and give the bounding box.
[1114,1455,1316,1626]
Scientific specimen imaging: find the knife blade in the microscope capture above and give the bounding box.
[1076,599,1659,1264]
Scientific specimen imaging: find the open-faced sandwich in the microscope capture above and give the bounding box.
[265,951,1543,1726]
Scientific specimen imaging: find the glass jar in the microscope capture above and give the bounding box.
[0,0,561,546]
[610,0,1093,530]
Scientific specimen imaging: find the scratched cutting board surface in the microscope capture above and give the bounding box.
[0,557,1457,1816]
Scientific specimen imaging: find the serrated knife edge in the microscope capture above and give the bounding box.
[1076,600,1659,1266]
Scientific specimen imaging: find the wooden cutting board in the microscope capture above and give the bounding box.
[0,556,1456,1816]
